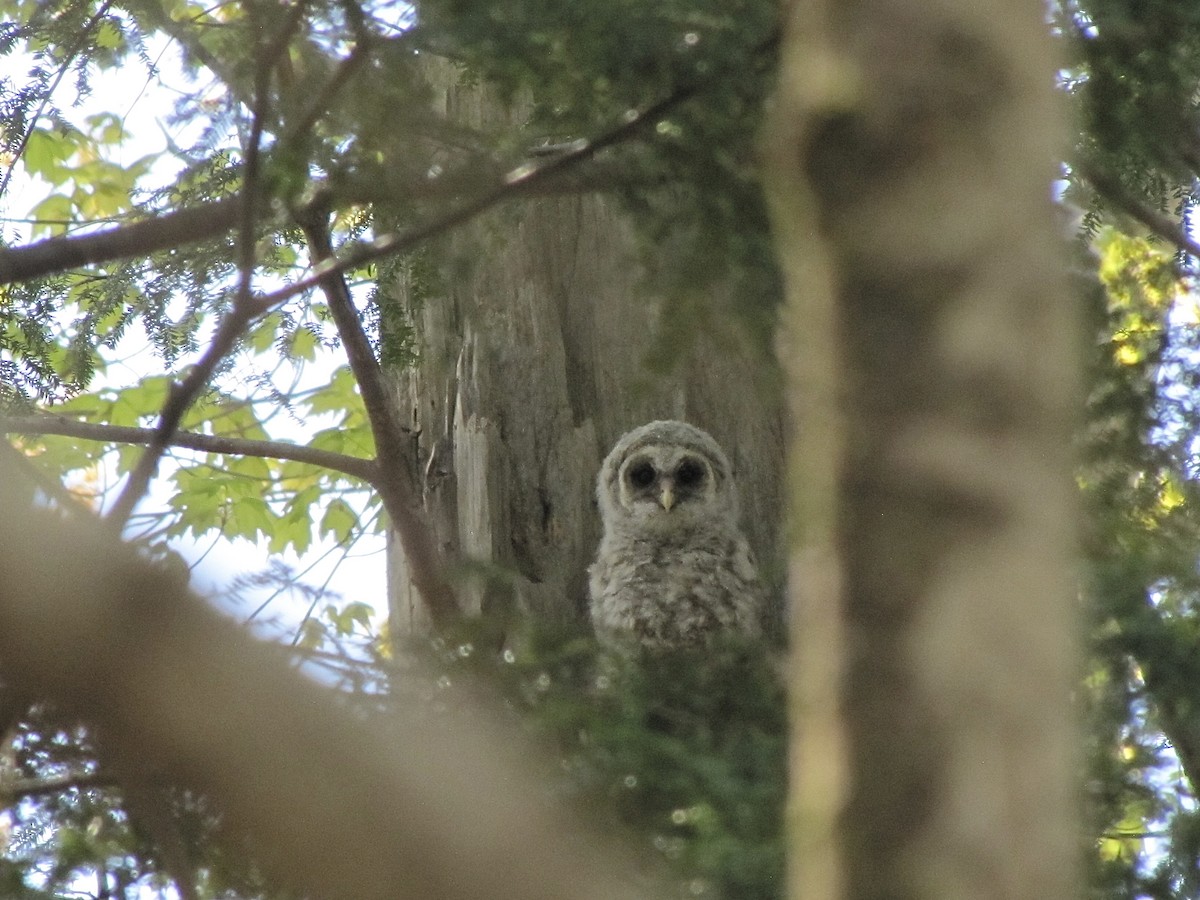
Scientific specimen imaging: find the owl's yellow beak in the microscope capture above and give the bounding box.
[659,483,675,511]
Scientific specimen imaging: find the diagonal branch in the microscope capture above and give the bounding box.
[103,9,307,535]
[295,208,460,627]
[0,415,378,483]
[0,0,115,202]
[104,299,262,531]
[0,166,633,286]
[1079,161,1200,259]
[0,463,660,900]
[260,54,756,311]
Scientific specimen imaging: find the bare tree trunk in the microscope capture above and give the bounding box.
[386,62,784,637]
[765,2,1079,899]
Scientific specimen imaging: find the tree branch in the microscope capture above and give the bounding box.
[105,299,263,530]
[0,199,240,285]
[0,165,638,287]
[295,208,460,627]
[0,33,777,287]
[1079,161,1200,259]
[0,415,378,483]
[260,75,726,311]
[0,460,658,900]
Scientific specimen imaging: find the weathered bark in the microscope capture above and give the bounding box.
[387,62,784,636]
[765,2,1079,900]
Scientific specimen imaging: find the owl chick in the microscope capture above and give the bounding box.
[588,420,763,650]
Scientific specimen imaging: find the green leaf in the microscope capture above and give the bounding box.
[268,484,322,554]
[21,130,75,184]
[28,194,75,236]
[296,618,327,650]
[320,498,358,543]
[304,366,361,415]
[95,18,123,50]
[86,112,126,144]
[288,326,319,361]
[269,510,313,555]
[248,313,284,353]
[310,427,348,454]
[225,496,273,541]
[327,600,374,636]
[225,453,273,482]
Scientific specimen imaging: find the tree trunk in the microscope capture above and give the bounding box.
[386,61,784,637]
[765,3,1080,899]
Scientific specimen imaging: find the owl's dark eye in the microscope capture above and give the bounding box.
[675,458,705,488]
[627,460,657,489]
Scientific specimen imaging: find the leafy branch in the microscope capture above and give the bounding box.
[1080,161,1200,260]
[104,11,298,533]
[0,0,115,202]
[102,292,265,530]
[0,30,776,286]
[0,414,378,482]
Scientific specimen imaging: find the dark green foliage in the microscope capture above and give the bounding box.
[1062,0,1200,180]
[428,627,786,900]
[1057,0,1200,237]
[0,275,79,406]
[418,0,782,354]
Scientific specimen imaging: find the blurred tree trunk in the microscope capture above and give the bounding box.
[385,61,784,636]
[765,2,1079,900]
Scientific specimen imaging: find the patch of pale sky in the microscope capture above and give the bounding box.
[1,31,389,642]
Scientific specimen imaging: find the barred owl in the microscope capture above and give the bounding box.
[588,420,763,650]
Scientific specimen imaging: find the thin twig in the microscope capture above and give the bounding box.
[0,415,379,482]
[0,0,115,201]
[235,0,309,301]
[234,53,269,306]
